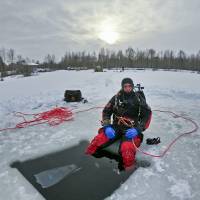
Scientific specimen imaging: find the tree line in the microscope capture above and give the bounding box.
[1,47,200,80]
[58,48,200,71]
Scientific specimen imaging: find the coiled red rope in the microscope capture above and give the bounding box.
[0,107,73,131]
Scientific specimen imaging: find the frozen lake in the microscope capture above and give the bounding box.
[0,69,200,200]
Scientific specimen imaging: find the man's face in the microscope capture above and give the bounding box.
[123,83,133,93]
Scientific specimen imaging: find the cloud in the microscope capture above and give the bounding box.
[0,0,199,60]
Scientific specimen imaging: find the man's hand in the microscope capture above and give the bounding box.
[125,128,139,139]
[104,126,116,139]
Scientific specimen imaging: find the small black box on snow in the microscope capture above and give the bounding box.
[64,90,83,102]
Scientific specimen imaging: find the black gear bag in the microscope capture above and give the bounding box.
[64,90,83,102]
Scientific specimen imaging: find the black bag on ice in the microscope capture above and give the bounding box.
[64,90,83,102]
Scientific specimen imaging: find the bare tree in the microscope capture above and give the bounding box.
[148,49,156,67]
[0,48,6,63]
[177,50,186,69]
[0,56,5,81]
[125,47,135,67]
[16,55,26,65]
[7,48,15,64]
[44,54,56,65]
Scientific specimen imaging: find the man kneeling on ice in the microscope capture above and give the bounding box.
[86,78,152,170]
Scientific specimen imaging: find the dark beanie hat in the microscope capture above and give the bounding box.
[121,78,134,87]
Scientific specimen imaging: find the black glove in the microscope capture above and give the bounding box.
[101,119,111,126]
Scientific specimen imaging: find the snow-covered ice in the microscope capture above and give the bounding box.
[0,69,200,200]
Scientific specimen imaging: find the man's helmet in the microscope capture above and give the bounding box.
[121,78,134,87]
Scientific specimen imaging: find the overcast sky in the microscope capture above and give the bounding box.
[0,0,200,61]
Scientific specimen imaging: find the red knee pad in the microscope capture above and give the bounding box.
[85,128,109,155]
[120,141,136,168]
[133,136,142,147]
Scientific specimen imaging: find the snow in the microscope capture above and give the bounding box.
[0,69,200,200]
[167,176,193,200]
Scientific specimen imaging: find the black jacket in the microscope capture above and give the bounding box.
[102,90,152,132]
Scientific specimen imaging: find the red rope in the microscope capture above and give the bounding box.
[74,106,104,114]
[0,106,199,159]
[0,107,73,131]
[132,109,199,158]
[74,107,199,158]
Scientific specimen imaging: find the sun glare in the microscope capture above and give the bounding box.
[98,19,119,44]
[99,30,119,44]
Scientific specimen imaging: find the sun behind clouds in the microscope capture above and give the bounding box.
[98,19,120,45]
